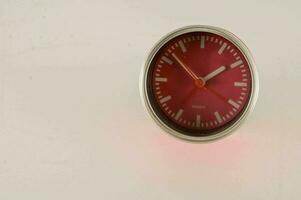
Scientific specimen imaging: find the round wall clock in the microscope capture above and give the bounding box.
[140,25,259,142]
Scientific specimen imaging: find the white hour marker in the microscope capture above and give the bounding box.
[230,60,243,68]
[161,56,173,65]
[234,82,247,87]
[218,43,227,55]
[159,95,171,104]
[175,109,184,120]
[155,77,168,82]
[179,40,187,53]
[228,99,240,109]
[214,111,223,124]
[200,36,205,48]
[196,114,201,128]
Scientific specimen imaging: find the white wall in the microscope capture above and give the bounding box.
[0,0,300,199]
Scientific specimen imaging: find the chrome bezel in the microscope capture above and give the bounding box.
[140,25,259,142]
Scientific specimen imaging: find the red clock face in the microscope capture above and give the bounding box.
[147,31,253,137]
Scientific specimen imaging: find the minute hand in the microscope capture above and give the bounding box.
[203,66,226,82]
[172,53,199,81]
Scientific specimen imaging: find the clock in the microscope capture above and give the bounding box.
[140,25,259,142]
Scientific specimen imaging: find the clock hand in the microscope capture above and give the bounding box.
[172,53,205,88]
[203,66,226,82]
[203,86,229,104]
[172,53,199,80]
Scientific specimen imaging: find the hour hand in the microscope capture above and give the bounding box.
[203,66,226,82]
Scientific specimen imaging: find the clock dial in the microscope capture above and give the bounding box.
[142,26,258,141]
